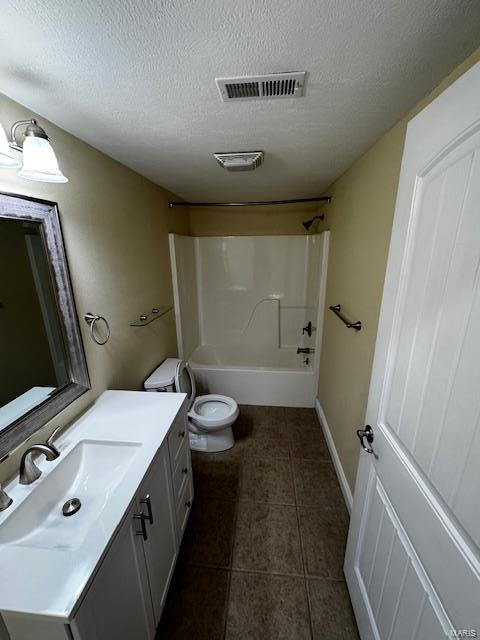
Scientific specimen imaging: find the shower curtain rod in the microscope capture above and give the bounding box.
[168,196,332,208]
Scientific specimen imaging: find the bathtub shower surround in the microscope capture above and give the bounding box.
[169,233,329,406]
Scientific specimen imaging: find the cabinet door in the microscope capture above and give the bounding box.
[71,504,155,640]
[168,408,188,469]
[138,442,178,625]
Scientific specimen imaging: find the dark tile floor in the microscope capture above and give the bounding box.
[157,406,359,639]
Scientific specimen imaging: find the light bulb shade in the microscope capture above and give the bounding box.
[0,123,20,168]
[18,136,68,183]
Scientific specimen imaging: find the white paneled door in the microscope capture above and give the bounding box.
[345,60,480,639]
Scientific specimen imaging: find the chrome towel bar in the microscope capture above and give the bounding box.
[329,304,362,331]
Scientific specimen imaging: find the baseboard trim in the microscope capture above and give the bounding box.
[315,398,353,513]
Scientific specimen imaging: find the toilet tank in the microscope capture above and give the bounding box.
[143,358,182,392]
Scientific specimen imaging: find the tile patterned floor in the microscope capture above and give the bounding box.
[157,406,359,639]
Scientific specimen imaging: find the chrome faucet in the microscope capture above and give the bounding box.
[19,427,63,485]
[0,483,13,511]
[19,444,59,484]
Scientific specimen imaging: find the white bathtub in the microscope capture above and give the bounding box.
[189,344,317,407]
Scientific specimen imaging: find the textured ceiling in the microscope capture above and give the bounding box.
[0,0,479,200]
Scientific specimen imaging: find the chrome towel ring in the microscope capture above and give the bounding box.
[84,312,110,345]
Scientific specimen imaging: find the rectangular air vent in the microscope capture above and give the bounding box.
[214,151,264,172]
[216,72,306,102]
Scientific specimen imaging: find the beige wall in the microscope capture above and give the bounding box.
[318,47,480,491]
[189,203,327,236]
[0,92,189,482]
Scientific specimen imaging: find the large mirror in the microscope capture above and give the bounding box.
[0,193,90,458]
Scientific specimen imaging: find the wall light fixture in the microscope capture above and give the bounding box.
[0,119,68,183]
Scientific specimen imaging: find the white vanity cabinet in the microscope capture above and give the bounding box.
[1,393,193,640]
[71,436,193,639]
[72,441,179,640]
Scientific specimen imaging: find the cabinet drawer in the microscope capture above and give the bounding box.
[172,439,191,505]
[168,411,188,468]
[176,475,193,540]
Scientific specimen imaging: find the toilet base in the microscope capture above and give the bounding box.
[188,425,235,453]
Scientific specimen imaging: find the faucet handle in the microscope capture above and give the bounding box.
[46,425,64,455]
[0,482,13,511]
[302,321,314,337]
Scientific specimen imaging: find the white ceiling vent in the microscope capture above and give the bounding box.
[215,72,306,102]
[214,151,264,171]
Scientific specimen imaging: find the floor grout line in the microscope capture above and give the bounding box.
[221,449,244,639]
[175,560,350,582]
[183,560,350,583]
[222,570,232,640]
[236,497,297,507]
[227,566,306,579]
[305,575,349,583]
[291,449,315,640]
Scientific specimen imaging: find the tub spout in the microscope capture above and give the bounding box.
[297,347,315,354]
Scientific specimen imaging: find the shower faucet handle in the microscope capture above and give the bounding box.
[302,321,315,337]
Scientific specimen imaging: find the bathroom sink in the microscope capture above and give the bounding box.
[0,439,141,551]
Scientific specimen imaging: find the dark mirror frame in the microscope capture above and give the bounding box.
[0,192,90,458]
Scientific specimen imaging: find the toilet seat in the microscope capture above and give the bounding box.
[188,395,239,430]
[174,360,196,411]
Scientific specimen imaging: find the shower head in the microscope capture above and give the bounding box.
[302,214,324,230]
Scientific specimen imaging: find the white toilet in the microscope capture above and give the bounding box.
[144,358,238,452]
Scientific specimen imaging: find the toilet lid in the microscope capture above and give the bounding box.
[175,361,196,411]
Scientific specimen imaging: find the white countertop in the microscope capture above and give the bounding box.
[0,387,56,431]
[0,390,186,621]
